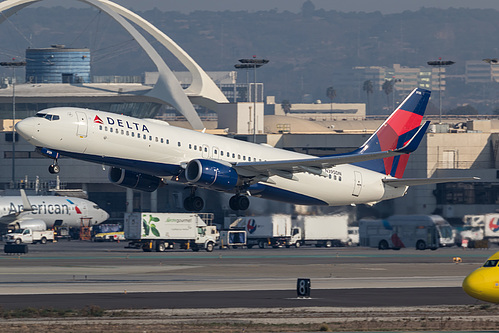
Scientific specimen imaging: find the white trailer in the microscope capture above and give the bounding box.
[460,213,499,246]
[235,215,292,248]
[124,213,219,252]
[359,215,454,250]
[5,228,54,244]
[290,214,349,248]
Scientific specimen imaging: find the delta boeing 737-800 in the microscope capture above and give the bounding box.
[15,88,475,211]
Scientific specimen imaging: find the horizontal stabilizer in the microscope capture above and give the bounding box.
[383,177,480,188]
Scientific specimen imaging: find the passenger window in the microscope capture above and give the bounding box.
[232,153,235,158]
[227,152,230,157]
[194,145,197,150]
[243,156,246,161]
[248,157,251,161]
[137,133,141,138]
[149,136,152,141]
[132,132,135,137]
[99,125,102,130]
[105,126,108,131]
[238,154,241,159]
[161,138,164,143]
[110,128,113,133]
[155,137,158,142]
[166,139,169,144]
[204,147,208,152]
[178,142,181,147]
[126,131,129,136]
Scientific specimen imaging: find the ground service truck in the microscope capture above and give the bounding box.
[5,228,54,244]
[124,213,219,252]
[460,213,499,247]
[290,214,349,248]
[237,215,292,248]
[359,215,454,250]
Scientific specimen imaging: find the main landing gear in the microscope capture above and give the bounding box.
[183,187,204,212]
[48,161,60,174]
[229,195,250,211]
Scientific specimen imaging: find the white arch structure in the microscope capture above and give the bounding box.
[0,0,230,129]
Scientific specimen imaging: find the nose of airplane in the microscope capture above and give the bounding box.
[101,209,110,223]
[15,118,36,141]
[462,270,485,300]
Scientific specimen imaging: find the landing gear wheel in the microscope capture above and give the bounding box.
[229,195,250,211]
[48,164,60,174]
[191,196,204,211]
[184,196,204,211]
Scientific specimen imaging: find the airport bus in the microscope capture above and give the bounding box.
[359,215,455,250]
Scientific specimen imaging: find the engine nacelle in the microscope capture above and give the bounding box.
[185,159,239,191]
[108,167,161,192]
[11,219,47,231]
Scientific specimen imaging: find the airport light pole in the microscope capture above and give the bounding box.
[1,59,26,186]
[427,59,455,123]
[235,57,269,143]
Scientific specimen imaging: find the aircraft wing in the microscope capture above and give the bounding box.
[0,213,21,225]
[383,177,480,188]
[234,121,430,179]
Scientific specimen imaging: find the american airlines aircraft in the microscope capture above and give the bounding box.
[0,189,109,230]
[15,88,473,211]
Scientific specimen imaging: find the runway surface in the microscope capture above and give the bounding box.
[0,241,492,309]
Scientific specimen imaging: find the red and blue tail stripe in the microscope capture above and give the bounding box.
[354,88,431,178]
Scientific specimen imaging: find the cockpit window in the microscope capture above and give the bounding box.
[483,260,499,267]
[36,113,60,121]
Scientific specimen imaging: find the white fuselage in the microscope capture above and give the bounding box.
[0,194,109,228]
[16,107,407,206]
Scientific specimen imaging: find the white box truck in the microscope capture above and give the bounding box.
[5,228,54,244]
[236,215,292,248]
[124,213,219,252]
[359,215,454,250]
[460,213,499,247]
[290,214,349,248]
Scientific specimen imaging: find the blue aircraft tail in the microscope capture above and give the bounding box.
[354,88,431,178]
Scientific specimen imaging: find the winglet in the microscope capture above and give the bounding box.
[20,189,34,212]
[397,121,430,154]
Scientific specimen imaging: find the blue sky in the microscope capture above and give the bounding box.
[35,0,499,13]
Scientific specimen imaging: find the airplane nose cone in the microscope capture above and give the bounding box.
[462,270,485,299]
[15,118,36,140]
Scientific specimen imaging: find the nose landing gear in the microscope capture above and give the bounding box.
[48,162,60,174]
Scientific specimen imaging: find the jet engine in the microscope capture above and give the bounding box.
[108,167,161,192]
[10,219,47,231]
[185,159,239,191]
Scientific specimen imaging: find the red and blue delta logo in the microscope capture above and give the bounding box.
[246,218,257,234]
[94,115,104,124]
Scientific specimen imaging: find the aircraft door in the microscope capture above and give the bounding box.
[352,171,362,197]
[75,111,88,138]
[202,144,210,158]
